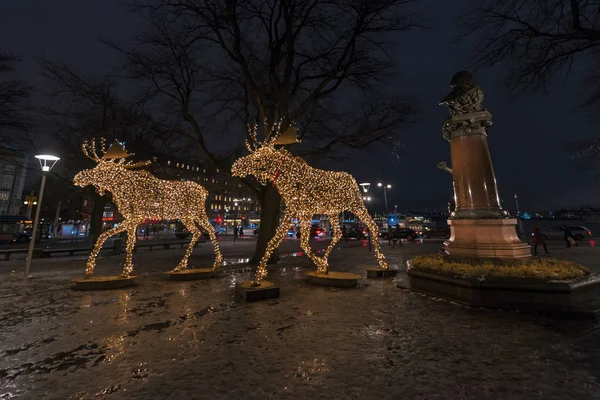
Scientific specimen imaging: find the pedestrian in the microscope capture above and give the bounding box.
[395,224,403,246]
[233,225,239,242]
[342,225,347,241]
[532,224,548,255]
[388,224,395,246]
[563,225,577,248]
[239,226,244,239]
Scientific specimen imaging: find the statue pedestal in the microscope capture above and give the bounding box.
[444,219,531,261]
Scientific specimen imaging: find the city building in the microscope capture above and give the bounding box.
[0,146,28,216]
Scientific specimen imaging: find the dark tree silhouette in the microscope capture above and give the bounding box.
[459,1,600,169]
[0,52,33,150]
[41,60,184,240]
[459,0,600,108]
[112,0,420,263]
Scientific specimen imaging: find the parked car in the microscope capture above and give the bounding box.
[345,227,368,239]
[7,232,31,244]
[540,226,591,241]
[379,228,418,241]
[295,226,326,239]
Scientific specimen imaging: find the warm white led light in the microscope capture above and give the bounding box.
[232,121,388,284]
[73,138,223,277]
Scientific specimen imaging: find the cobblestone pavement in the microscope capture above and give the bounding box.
[1,240,600,399]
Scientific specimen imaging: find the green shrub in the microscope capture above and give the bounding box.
[410,254,589,281]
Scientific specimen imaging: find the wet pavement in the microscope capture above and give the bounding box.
[1,240,600,399]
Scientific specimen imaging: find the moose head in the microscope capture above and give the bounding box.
[231,120,300,185]
[73,139,151,194]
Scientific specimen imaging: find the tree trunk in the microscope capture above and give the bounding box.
[252,184,282,264]
[90,194,109,243]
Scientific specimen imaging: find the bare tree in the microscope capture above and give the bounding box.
[458,0,600,108]
[0,52,33,150]
[112,0,420,262]
[41,60,184,240]
[458,1,600,171]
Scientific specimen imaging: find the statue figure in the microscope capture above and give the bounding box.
[439,71,484,116]
[437,71,530,260]
[437,161,452,175]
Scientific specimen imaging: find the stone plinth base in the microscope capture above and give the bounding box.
[444,218,531,261]
[165,268,220,281]
[406,269,600,319]
[366,267,398,279]
[72,276,137,290]
[305,271,362,288]
[235,281,280,301]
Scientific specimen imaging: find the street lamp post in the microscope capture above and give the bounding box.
[377,182,391,215]
[360,183,372,252]
[23,191,37,220]
[24,154,60,279]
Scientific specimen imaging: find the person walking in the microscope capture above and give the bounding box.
[395,224,403,246]
[388,224,395,246]
[239,226,244,239]
[563,225,577,248]
[532,224,548,255]
[233,225,239,243]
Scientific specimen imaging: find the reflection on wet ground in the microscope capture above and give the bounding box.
[0,242,599,399]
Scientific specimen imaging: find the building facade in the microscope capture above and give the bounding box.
[151,155,261,228]
[0,147,28,216]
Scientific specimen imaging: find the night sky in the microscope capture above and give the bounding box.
[1,0,596,214]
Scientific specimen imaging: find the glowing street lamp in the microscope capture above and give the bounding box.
[377,182,391,215]
[23,191,38,219]
[24,154,60,278]
[359,182,371,193]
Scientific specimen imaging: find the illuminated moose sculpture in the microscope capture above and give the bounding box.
[232,122,388,284]
[73,139,223,278]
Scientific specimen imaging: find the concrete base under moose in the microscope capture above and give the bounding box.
[72,276,137,290]
[235,280,280,301]
[305,271,362,288]
[444,218,531,261]
[405,269,600,319]
[366,267,398,279]
[165,268,221,281]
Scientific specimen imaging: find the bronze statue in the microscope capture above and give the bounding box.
[439,71,484,116]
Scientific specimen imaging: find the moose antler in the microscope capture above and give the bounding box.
[81,138,150,168]
[265,119,284,146]
[245,122,259,152]
[82,138,103,162]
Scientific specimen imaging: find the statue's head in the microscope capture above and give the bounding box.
[450,71,476,89]
[73,139,151,194]
[231,120,300,186]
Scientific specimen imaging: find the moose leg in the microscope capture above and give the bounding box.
[353,206,389,269]
[299,217,328,274]
[322,213,342,264]
[86,224,127,277]
[196,215,223,270]
[172,218,201,271]
[122,221,139,277]
[253,210,295,284]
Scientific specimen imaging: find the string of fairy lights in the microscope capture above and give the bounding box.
[232,119,388,285]
[73,139,223,278]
